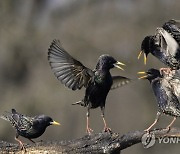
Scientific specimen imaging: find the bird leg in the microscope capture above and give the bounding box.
[165,117,176,131]
[101,107,111,132]
[28,138,35,144]
[15,135,26,152]
[144,112,161,133]
[86,109,93,134]
[160,67,172,75]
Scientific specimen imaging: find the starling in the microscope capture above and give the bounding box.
[138,19,180,73]
[138,69,180,132]
[48,39,130,133]
[0,109,60,151]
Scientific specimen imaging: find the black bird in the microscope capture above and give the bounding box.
[0,109,60,151]
[138,19,180,73]
[138,69,180,132]
[48,40,130,133]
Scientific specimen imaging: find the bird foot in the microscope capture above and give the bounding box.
[20,144,27,153]
[86,127,93,134]
[15,137,27,152]
[164,126,171,133]
[144,128,151,134]
[160,68,172,75]
[104,127,112,133]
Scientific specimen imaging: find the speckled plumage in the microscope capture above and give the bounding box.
[48,40,131,133]
[150,70,180,117]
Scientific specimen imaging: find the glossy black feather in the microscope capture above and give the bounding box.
[111,76,131,90]
[48,40,130,110]
[48,40,94,90]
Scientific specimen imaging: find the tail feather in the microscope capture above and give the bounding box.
[0,109,17,122]
[11,109,17,114]
[0,111,12,122]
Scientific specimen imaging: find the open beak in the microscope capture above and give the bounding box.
[138,51,142,59]
[137,51,147,65]
[144,54,147,65]
[113,61,125,71]
[137,71,148,79]
[50,121,60,126]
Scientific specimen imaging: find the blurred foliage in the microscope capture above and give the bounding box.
[0,0,179,153]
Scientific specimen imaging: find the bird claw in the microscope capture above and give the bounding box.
[104,127,112,133]
[144,129,151,134]
[20,144,27,153]
[160,68,171,75]
[164,126,171,133]
[86,127,93,134]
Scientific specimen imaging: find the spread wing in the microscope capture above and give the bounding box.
[111,76,131,90]
[48,40,94,90]
[156,27,179,57]
[162,19,180,45]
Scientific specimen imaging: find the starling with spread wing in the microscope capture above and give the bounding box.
[138,19,180,73]
[138,69,180,132]
[0,109,60,151]
[48,40,130,133]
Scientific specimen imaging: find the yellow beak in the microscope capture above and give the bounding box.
[137,71,146,74]
[113,61,126,71]
[50,121,60,126]
[144,53,147,65]
[137,51,143,59]
[137,51,147,65]
[137,71,147,79]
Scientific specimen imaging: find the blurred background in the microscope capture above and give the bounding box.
[0,0,179,153]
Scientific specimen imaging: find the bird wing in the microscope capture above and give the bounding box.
[167,70,180,97]
[152,79,179,116]
[11,110,33,131]
[156,28,180,57]
[153,80,168,107]
[154,78,180,116]
[17,116,33,131]
[111,76,131,90]
[48,40,94,90]
[162,19,180,45]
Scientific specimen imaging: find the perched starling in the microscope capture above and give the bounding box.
[138,19,180,72]
[0,109,60,151]
[48,40,130,133]
[138,69,180,132]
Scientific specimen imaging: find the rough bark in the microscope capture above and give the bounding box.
[1,127,180,154]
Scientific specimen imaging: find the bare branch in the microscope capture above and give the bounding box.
[1,127,180,153]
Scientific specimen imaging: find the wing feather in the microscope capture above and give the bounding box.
[111,76,131,90]
[156,28,179,57]
[48,40,94,90]
[163,19,180,45]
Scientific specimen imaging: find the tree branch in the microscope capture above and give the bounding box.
[1,127,180,153]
